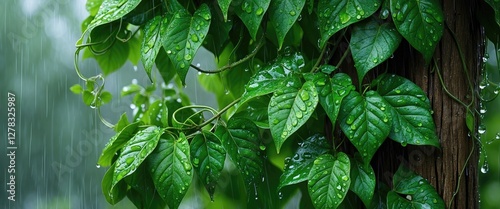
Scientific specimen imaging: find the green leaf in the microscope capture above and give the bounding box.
[114,112,130,132]
[387,165,445,209]
[349,154,376,208]
[128,35,141,65]
[155,48,176,84]
[233,96,271,129]
[234,0,271,39]
[162,4,211,84]
[304,72,354,126]
[350,18,402,82]
[376,74,440,148]
[121,83,143,97]
[190,131,226,199]
[99,122,142,167]
[144,100,168,127]
[215,118,262,186]
[308,153,351,209]
[70,84,83,94]
[486,0,500,27]
[278,134,330,190]
[86,0,104,16]
[217,0,232,21]
[100,91,112,104]
[147,132,193,209]
[269,80,319,153]
[317,0,382,47]
[82,90,94,106]
[102,163,127,205]
[125,165,166,209]
[390,0,444,62]
[338,90,391,163]
[111,126,163,189]
[240,53,305,106]
[87,0,142,30]
[269,0,306,49]
[84,24,130,75]
[142,16,167,80]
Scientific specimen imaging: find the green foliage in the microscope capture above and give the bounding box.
[71,0,493,208]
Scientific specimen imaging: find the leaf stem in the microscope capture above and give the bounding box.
[192,97,242,130]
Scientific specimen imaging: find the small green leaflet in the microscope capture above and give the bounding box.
[147,132,193,209]
[239,53,305,106]
[338,91,391,164]
[144,100,168,127]
[269,80,318,153]
[111,126,163,189]
[390,0,444,62]
[485,0,500,27]
[376,74,440,148]
[268,0,306,49]
[141,16,167,80]
[308,153,351,209]
[217,0,232,21]
[102,163,127,205]
[234,0,271,39]
[317,0,382,48]
[215,118,262,186]
[387,165,445,209]
[304,72,354,126]
[162,4,211,84]
[349,154,376,208]
[99,121,141,167]
[87,0,142,32]
[278,134,330,190]
[350,18,402,82]
[190,131,226,199]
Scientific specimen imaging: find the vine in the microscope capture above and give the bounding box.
[71,0,498,208]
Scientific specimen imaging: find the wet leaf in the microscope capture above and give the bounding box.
[99,121,142,167]
[215,118,262,186]
[317,0,382,47]
[70,84,83,94]
[141,16,167,80]
[350,154,376,208]
[350,18,402,82]
[239,53,305,106]
[86,0,104,16]
[278,134,330,190]
[304,72,354,126]
[128,34,141,65]
[217,0,232,21]
[102,163,127,205]
[233,96,270,129]
[114,113,130,132]
[269,80,318,153]
[144,100,168,127]
[308,152,351,209]
[88,0,142,30]
[162,4,211,84]
[147,132,193,209]
[125,165,166,209]
[190,131,226,198]
[387,165,445,209]
[111,126,162,189]
[376,74,440,148]
[486,0,500,27]
[268,0,306,49]
[390,0,444,62]
[234,0,271,39]
[338,90,391,163]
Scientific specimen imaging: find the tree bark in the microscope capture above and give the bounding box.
[337,1,482,208]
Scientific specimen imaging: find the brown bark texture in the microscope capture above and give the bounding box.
[336,0,482,208]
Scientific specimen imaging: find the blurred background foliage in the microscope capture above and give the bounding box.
[1,0,500,208]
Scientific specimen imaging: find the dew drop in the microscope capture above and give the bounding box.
[481,162,489,173]
[256,7,264,15]
[96,164,101,168]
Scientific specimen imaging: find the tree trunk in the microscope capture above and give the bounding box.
[337,1,482,208]
[387,0,481,208]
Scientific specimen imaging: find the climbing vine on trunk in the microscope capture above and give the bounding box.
[72,0,498,208]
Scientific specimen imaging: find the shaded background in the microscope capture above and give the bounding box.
[0,0,499,208]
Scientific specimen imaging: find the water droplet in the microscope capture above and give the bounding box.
[96,164,101,168]
[193,158,200,167]
[289,10,296,16]
[478,123,486,135]
[481,162,489,173]
[183,161,192,171]
[300,90,310,101]
[248,83,259,88]
[256,7,264,15]
[340,13,351,24]
[191,34,199,42]
[406,195,412,201]
[341,175,349,181]
[125,157,134,165]
[346,116,355,125]
[295,111,303,119]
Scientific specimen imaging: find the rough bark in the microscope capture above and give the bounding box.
[336,0,482,208]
